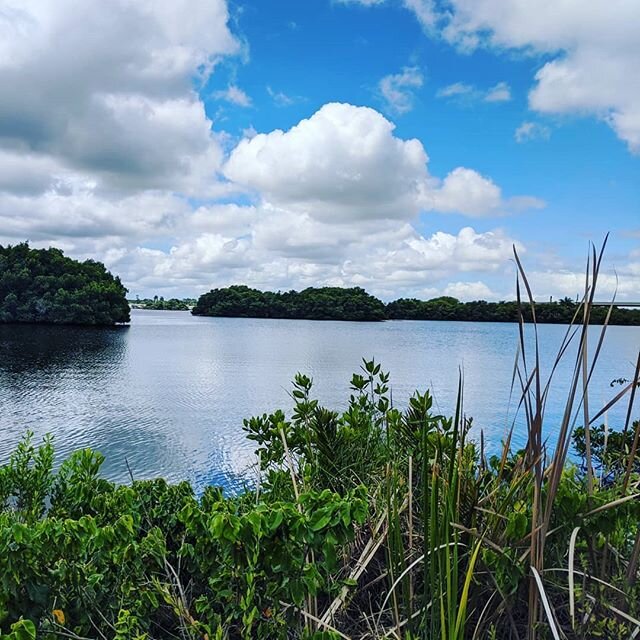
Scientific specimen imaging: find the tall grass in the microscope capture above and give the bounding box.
[310,239,640,639]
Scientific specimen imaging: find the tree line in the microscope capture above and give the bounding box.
[0,243,129,326]
[130,296,196,311]
[2,243,638,326]
[193,285,640,325]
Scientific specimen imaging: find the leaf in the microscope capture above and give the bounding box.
[209,514,225,538]
[309,510,332,531]
[9,620,36,640]
[268,509,284,532]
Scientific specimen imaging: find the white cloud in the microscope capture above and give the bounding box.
[333,0,385,5]
[0,188,191,244]
[224,103,431,221]
[0,90,538,299]
[379,66,424,114]
[340,0,640,152]
[401,0,438,31]
[0,0,546,302]
[515,121,551,143]
[225,103,542,220]
[427,168,501,216]
[0,0,239,194]
[525,267,640,303]
[99,222,521,300]
[436,81,511,103]
[214,85,252,107]
[81,100,539,298]
[267,86,296,107]
[426,167,545,217]
[437,1,640,152]
[484,81,511,103]
[437,82,475,98]
[444,280,498,301]
[402,227,520,272]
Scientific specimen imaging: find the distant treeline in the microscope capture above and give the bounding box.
[130,296,196,311]
[193,285,640,325]
[0,243,129,325]
[386,296,640,324]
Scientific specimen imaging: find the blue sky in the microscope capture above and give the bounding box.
[0,0,638,300]
[210,1,638,246]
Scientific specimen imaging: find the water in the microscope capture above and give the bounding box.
[1,310,639,492]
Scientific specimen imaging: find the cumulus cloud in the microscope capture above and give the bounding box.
[427,168,501,216]
[525,267,640,303]
[101,222,520,300]
[426,167,545,217]
[225,103,542,220]
[0,0,239,193]
[0,2,543,300]
[225,103,432,220]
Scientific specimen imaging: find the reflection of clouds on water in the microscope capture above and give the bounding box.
[192,445,258,496]
[1,310,639,489]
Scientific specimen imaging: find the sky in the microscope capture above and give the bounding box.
[0,0,639,302]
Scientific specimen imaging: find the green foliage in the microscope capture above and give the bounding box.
[192,285,388,321]
[0,243,129,325]
[0,416,368,638]
[387,295,640,325]
[1,362,638,639]
[574,421,640,481]
[192,285,640,325]
[0,620,36,640]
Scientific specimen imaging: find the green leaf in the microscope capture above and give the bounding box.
[9,620,36,640]
[309,510,332,531]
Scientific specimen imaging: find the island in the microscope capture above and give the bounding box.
[192,285,640,325]
[0,243,130,325]
[192,284,387,321]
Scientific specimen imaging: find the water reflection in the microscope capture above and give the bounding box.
[0,324,128,373]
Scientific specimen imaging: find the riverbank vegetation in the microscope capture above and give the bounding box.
[2,247,640,640]
[193,286,640,325]
[0,243,129,326]
[0,367,638,639]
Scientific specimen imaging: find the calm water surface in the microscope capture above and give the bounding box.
[1,310,639,491]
